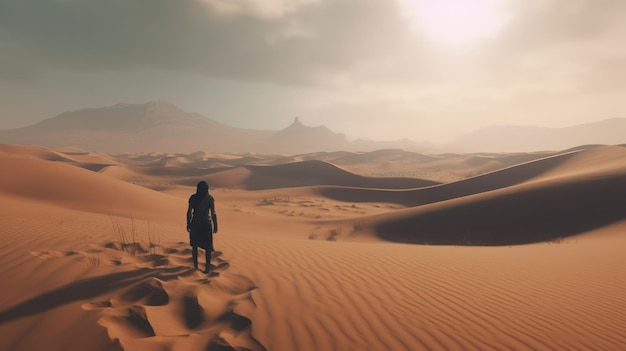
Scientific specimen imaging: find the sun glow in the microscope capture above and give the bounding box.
[399,0,509,45]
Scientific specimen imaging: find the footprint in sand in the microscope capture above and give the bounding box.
[32,242,266,351]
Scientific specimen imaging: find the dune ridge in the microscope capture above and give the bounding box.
[314,146,626,245]
[0,155,183,220]
[367,171,626,245]
[214,160,439,190]
[316,146,624,207]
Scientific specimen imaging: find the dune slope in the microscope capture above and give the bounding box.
[325,146,626,245]
[368,172,626,245]
[213,160,439,190]
[0,155,183,220]
[315,147,600,207]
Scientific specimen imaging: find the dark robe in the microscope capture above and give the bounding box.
[188,193,215,251]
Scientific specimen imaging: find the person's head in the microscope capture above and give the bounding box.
[196,181,209,196]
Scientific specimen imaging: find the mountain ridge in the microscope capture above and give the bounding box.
[450,118,626,152]
[0,102,430,154]
[2,102,624,153]
[29,102,233,132]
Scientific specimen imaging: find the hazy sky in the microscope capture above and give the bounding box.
[1,0,625,142]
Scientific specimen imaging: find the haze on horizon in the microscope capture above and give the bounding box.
[1,0,625,143]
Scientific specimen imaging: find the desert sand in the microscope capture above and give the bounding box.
[1,143,626,351]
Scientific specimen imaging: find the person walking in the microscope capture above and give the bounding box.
[186,181,218,272]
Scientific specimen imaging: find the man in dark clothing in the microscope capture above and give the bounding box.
[186,181,218,272]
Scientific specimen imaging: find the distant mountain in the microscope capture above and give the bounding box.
[264,117,349,153]
[450,118,626,152]
[263,118,437,154]
[0,102,271,153]
[0,102,432,154]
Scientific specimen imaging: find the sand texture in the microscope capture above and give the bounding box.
[1,143,626,351]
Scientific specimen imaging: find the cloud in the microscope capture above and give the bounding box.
[0,0,410,85]
[2,0,624,89]
[200,0,320,18]
[496,0,626,51]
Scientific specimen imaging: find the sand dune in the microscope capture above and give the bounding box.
[0,143,78,162]
[1,144,626,351]
[321,146,626,244]
[294,149,556,182]
[532,145,626,180]
[0,155,182,220]
[204,160,440,190]
[316,146,624,206]
[362,170,626,245]
[321,149,440,165]
[318,149,589,206]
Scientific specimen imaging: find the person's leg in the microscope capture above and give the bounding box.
[192,245,198,269]
[204,229,214,273]
[204,249,211,273]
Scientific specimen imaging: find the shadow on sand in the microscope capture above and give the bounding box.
[0,266,191,323]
